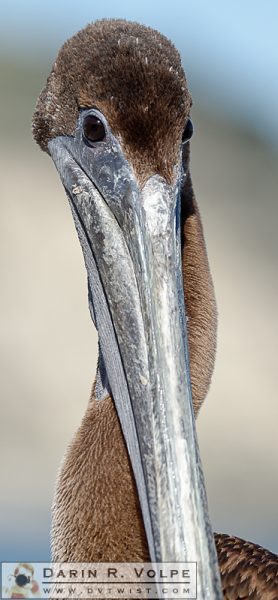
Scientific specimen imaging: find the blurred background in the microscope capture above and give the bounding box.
[1,0,277,561]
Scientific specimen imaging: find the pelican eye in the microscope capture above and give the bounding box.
[182,117,194,143]
[83,114,106,144]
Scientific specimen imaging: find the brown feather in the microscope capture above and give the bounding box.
[32,18,191,184]
[51,395,148,562]
[52,395,278,599]
[181,165,217,414]
[215,533,278,599]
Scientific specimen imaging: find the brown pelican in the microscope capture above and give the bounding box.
[32,19,278,599]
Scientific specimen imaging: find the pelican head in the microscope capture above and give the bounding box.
[33,19,221,598]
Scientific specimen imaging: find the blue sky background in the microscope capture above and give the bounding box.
[1,0,278,148]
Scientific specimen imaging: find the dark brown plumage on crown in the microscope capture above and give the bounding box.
[32,19,191,183]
